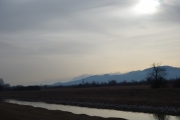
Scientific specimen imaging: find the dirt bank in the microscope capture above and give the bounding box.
[0,102,126,120]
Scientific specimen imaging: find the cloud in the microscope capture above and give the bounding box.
[0,0,180,85]
[0,0,139,57]
[0,0,134,33]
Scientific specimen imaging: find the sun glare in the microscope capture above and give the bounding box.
[135,0,160,14]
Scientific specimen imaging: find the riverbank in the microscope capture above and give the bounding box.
[1,85,180,115]
[0,102,125,120]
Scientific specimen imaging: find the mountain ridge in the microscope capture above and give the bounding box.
[52,66,180,86]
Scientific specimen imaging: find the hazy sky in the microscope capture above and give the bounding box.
[0,0,180,85]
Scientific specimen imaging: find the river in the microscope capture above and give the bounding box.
[5,99,180,120]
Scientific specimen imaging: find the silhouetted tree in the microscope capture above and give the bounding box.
[91,81,98,86]
[4,84,10,91]
[0,78,4,91]
[108,80,117,86]
[147,63,167,88]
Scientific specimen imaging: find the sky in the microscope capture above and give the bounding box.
[0,0,180,85]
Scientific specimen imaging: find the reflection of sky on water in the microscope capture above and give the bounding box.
[176,117,180,120]
[5,99,179,120]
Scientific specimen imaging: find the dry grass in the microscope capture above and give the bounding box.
[1,85,180,107]
[0,102,125,120]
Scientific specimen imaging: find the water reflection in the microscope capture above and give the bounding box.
[175,117,180,120]
[153,114,170,120]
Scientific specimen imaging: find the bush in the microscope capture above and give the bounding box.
[147,78,167,88]
[173,78,180,88]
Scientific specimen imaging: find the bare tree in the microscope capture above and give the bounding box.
[147,63,167,88]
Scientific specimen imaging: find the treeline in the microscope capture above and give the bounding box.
[1,77,180,91]
[0,78,41,91]
[66,79,148,88]
[48,77,180,89]
[40,79,148,89]
[0,85,41,91]
[10,85,41,91]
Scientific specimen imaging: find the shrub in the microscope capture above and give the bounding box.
[173,78,180,88]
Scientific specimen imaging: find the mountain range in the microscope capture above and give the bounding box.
[52,66,180,86]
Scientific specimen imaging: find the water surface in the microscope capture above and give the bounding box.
[5,99,180,120]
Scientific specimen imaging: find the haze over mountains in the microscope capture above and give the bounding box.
[52,66,180,86]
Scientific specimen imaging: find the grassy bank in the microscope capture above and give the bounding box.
[0,102,125,120]
[1,85,180,107]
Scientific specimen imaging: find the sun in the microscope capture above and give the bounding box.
[135,0,160,14]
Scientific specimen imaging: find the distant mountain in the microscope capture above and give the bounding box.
[51,82,62,86]
[52,66,180,86]
[52,74,91,86]
[71,74,91,81]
